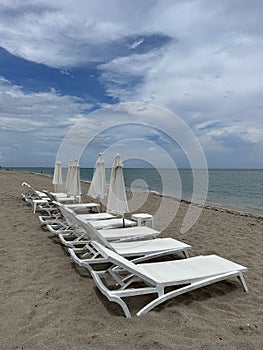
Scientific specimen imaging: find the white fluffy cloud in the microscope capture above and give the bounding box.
[0,77,93,165]
[0,0,160,67]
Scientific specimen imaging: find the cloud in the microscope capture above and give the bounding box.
[0,1,263,167]
[95,2,263,168]
[0,0,168,67]
[0,76,93,165]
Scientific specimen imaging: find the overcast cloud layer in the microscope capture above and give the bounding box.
[0,0,262,167]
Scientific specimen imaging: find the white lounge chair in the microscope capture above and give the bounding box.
[39,200,103,227]
[48,192,101,212]
[39,210,63,225]
[22,182,49,202]
[21,182,50,213]
[57,201,114,221]
[43,204,110,243]
[97,226,159,241]
[64,202,100,212]
[68,221,191,270]
[90,241,249,318]
[75,213,115,220]
[57,207,160,247]
[86,218,136,230]
[57,203,134,229]
[43,190,81,205]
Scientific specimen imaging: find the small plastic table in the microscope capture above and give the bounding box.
[131,213,154,228]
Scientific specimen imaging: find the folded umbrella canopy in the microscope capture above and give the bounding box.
[52,160,63,192]
[88,153,106,210]
[65,160,74,193]
[107,154,129,226]
[66,159,82,202]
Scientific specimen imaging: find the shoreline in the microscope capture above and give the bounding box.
[2,168,263,220]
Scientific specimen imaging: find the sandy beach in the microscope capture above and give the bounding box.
[0,170,262,350]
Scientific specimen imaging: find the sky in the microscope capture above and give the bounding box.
[0,0,263,168]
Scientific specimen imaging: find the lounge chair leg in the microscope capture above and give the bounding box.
[91,270,132,317]
[137,272,247,317]
[111,295,132,318]
[237,273,249,292]
[183,250,190,258]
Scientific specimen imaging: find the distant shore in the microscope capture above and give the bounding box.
[2,167,263,218]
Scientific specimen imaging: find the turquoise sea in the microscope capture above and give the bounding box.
[5,167,263,213]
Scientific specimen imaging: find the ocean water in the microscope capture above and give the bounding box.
[5,167,263,213]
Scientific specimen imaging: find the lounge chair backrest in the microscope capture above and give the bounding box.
[91,241,156,285]
[63,207,79,227]
[54,202,77,227]
[79,221,111,248]
[22,182,44,199]
[22,182,33,196]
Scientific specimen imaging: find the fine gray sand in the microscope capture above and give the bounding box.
[0,170,262,349]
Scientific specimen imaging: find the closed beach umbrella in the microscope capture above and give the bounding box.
[65,160,74,193]
[107,154,129,226]
[52,160,63,192]
[67,159,82,201]
[88,153,106,206]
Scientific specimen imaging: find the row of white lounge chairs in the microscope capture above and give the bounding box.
[22,182,249,318]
